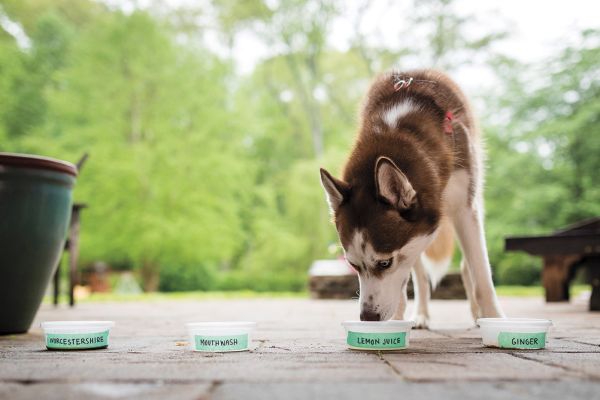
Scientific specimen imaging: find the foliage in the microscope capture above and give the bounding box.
[158,263,216,292]
[1,0,598,290]
[484,30,600,283]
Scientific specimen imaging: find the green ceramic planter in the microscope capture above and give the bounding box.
[0,153,77,334]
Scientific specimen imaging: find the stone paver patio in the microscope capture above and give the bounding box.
[1,295,600,399]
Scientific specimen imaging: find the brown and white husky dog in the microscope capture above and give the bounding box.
[320,69,504,327]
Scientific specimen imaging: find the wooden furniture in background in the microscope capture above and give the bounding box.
[505,217,600,311]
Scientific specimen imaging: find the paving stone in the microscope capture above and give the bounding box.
[3,297,600,398]
[211,381,600,400]
[255,338,346,354]
[406,329,451,340]
[513,352,600,379]
[0,352,395,383]
[433,327,484,339]
[384,352,578,381]
[551,328,600,341]
[0,382,212,400]
[431,332,600,352]
[566,337,600,347]
[547,338,600,353]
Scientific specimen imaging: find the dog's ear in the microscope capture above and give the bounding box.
[375,157,416,210]
[320,168,350,215]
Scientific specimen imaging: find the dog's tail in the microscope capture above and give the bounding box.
[422,217,454,289]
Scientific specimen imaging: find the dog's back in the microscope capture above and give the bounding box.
[359,69,479,172]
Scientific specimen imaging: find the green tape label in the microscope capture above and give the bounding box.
[347,331,406,349]
[46,330,109,349]
[498,332,546,349]
[194,334,248,352]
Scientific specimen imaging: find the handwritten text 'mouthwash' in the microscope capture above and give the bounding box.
[199,338,239,347]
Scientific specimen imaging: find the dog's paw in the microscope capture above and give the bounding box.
[479,303,505,319]
[411,314,429,329]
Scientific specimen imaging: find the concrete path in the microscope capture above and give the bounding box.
[1,296,600,399]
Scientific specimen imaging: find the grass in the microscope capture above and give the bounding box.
[495,284,590,297]
[44,290,309,304]
[44,285,592,303]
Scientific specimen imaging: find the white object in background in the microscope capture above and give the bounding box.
[309,259,355,276]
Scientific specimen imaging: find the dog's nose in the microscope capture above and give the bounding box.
[360,310,381,321]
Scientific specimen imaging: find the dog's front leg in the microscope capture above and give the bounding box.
[460,258,481,321]
[452,200,504,318]
[391,274,409,321]
[410,257,430,328]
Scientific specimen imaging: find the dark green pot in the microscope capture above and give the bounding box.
[0,153,77,334]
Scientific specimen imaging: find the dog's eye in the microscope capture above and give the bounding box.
[376,258,393,270]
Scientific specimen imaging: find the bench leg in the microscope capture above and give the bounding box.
[542,255,579,302]
[588,257,600,311]
[68,210,81,307]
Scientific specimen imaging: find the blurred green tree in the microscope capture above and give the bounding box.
[485,29,600,284]
[1,0,597,290]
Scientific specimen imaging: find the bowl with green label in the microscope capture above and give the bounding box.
[186,322,256,352]
[477,318,552,349]
[41,321,115,350]
[342,320,415,351]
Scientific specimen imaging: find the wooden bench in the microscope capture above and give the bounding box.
[505,217,600,311]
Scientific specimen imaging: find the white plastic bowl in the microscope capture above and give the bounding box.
[342,320,415,350]
[41,321,115,350]
[477,318,552,349]
[186,322,257,352]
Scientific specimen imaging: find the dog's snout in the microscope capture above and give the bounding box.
[360,310,381,321]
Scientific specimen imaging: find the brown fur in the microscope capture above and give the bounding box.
[424,217,454,262]
[330,69,478,258]
[320,69,504,321]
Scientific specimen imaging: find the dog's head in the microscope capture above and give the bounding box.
[320,156,438,321]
